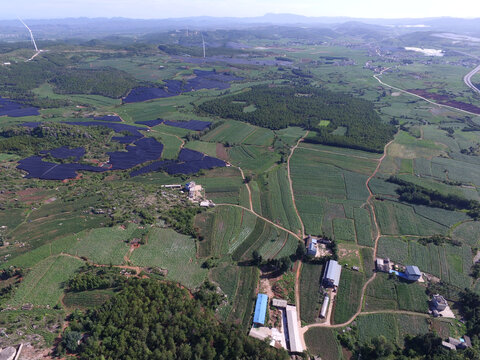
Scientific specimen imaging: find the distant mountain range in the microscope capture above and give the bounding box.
[0,14,479,41]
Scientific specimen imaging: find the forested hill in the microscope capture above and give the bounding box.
[198,84,396,152]
[62,280,288,360]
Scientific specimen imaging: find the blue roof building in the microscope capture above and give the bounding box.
[405,265,422,281]
[253,293,268,325]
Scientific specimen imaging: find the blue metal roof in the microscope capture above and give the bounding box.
[253,293,268,325]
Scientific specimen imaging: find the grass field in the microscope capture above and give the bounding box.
[299,262,324,324]
[129,228,206,288]
[304,328,342,360]
[201,120,258,144]
[333,269,363,324]
[184,140,218,157]
[8,255,83,307]
[149,131,183,159]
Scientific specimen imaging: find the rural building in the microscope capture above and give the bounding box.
[442,341,457,351]
[320,294,330,318]
[432,294,448,311]
[161,184,182,189]
[323,260,342,288]
[405,265,422,281]
[253,293,268,326]
[463,336,472,348]
[305,236,318,256]
[272,298,288,308]
[447,337,472,349]
[285,305,304,353]
[375,258,391,272]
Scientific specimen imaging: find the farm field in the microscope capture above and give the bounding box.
[333,269,364,324]
[3,21,480,359]
[7,255,83,307]
[304,328,342,360]
[129,228,206,288]
[299,263,324,324]
[210,264,259,330]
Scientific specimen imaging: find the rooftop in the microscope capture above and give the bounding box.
[324,259,342,286]
[253,293,268,325]
[405,265,421,276]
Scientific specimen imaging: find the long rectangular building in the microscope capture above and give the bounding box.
[286,305,304,353]
[323,259,342,287]
[253,293,268,325]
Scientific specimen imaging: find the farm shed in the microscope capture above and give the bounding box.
[405,265,422,281]
[272,298,287,308]
[432,294,448,311]
[285,305,304,353]
[320,294,330,318]
[253,293,268,325]
[375,258,391,272]
[323,259,342,288]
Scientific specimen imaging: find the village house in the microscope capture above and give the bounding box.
[305,236,318,256]
[432,294,448,311]
[375,257,391,272]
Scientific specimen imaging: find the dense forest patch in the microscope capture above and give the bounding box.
[60,279,288,359]
[198,85,396,152]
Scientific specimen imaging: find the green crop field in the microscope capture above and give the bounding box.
[333,218,356,242]
[357,313,399,344]
[354,207,374,246]
[62,289,116,309]
[228,145,280,173]
[200,120,257,144]
[304,328,342,360]
[333,269,363,324]
[257,166,302,235]
[299,263,324,324]
[184,140,218,157]
[8,255,83,307]
[196,206,257,257]
[129,228,206,288]
[365,273,429,313]
[210,265,259,330]
[452,221,480,247]
[65,225,134,265]
[374,200,447,236]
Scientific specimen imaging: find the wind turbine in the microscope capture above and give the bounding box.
[201,33,206,58]
[18,17,39,52]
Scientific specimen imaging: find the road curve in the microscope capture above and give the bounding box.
[464,64,480,96]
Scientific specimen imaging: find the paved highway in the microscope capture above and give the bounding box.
[464,64,480,96]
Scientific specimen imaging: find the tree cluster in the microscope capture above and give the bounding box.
[198,84,395,153]
[61,279,288,360]
[388,176,480,219]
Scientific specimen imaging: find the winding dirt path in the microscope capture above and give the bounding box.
[301,139,393,335]
[288,131,308,239]
[236,166,253,211]
[216,203,301,240]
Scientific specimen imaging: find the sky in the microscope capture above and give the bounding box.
[2,0,480,19]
